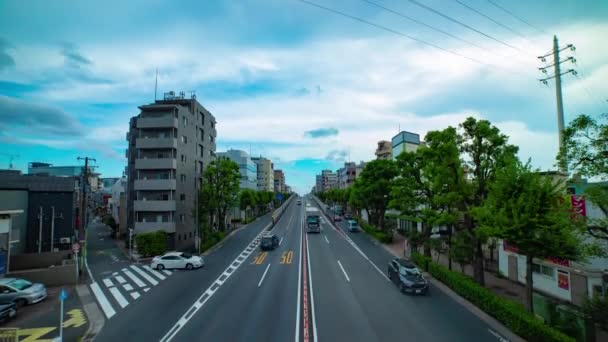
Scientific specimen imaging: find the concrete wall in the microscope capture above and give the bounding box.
[26,191,75,253]
[10,250,71,271]
[0,190,28,254]
[9,263,77,286]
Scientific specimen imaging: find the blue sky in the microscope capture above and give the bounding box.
[1,0,607,194]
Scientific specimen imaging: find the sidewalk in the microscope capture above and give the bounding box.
[384,231,528,306]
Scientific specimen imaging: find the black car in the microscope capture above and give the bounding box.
[387,258,429,295]
[260,235,280,251]
[0,302,16,322]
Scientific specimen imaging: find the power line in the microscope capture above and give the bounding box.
[486,0,549,36]
[404,0,529,56]
[295,0,531,78]
[361,0,493,55]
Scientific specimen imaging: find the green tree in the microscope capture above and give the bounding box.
[351,159,397,230]
[582,294,608,331]
[449,230,475,273]
[473,160,587,313]
[199,158,240,234]
[239,189,257,219]
[459,117,518,286]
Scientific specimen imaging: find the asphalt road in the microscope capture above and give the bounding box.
[94,196,504,342]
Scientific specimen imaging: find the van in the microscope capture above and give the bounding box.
[347,220,359,232]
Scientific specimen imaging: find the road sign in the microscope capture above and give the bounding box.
[72,243,80,252]
[276,193,283,201]
[59,288,68,302]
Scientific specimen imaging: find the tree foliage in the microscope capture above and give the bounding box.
[135,230,168,257]
[199,158,240,234]
[473,160,587,313]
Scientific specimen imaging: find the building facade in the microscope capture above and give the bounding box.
[217,150,257,190]
[321,169,338,191]
[392,131,421,159]
[251,157,274,192]
[375,140,392,160]
[315,175,323,194]
[274,170,285,193]
[126,92,217,251]
[337,162,366,189]
[0,173,76,254]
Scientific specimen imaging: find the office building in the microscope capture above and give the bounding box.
[252,157,274,192]
[274,170,285,193]
[321,169,338,191]
[126,91,217,250]
[217,150,257,190]
[337,161,366,189]
[0,173,76,254]
[392,131,421,159]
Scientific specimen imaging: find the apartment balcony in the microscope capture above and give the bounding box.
[134,221,176,234]
[137,116,178,129]
[134,200,176,212]
[134,158,177,170]
[136,137,177,149]
[134,179,176,190]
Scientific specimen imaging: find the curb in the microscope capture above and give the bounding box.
[76,284,105,342]
[378,243,524,342]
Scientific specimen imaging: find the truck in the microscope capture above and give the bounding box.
[305,207,321,233]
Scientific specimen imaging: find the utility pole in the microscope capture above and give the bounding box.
[538,36,577,173]
[77,157,96,240]
[50,206,55,252]
[38,206,43,253]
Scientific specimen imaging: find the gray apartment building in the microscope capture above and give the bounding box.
[126,92,217,251]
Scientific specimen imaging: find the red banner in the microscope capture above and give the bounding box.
[570,195,586,217]
[503,241,570,267]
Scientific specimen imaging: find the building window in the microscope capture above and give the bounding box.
[199,144,204,157]
[181,136,187,144]
[180,194,186,201]
[189,232,193,239]
[532,263,555,278]
[180,174,186,182]
[199,111,205,125]
[211,121,215,129]
[180,214,185,223]
[178,234,181,241]
[199,128,204,140]
[181,154,186,163]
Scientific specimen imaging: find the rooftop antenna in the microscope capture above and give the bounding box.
[154,68,158,101]
[398,123,400,133]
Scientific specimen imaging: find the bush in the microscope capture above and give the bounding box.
[201,231,226,253]
[359,221,393,243]
[135,230,168,257]
[410,252,574,342]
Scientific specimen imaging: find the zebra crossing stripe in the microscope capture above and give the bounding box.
[123,283,134,292]
[130,265,159,286]
[162,270,172,276]
[103,278,114,288]
[143,265,167,280]
[123,268,146,288]
[115,275,127,284]
[109,287,129,308]
[90,282,116,319]
[130,292,141,300]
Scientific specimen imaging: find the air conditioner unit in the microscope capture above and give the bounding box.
[59,237,71,244]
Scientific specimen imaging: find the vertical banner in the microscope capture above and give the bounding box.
[570,195,587,217]
[558,270,570,290]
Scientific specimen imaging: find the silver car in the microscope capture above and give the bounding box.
[0,278,47,307]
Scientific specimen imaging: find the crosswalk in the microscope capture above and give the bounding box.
[90,264,173,319]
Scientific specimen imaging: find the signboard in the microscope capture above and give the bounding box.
[72,243,80,252]
[59,288,68,302]
[276,193,283,201]
[558,271,569,290]
[503,241,570,267]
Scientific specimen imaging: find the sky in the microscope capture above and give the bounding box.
[0,0,607,194]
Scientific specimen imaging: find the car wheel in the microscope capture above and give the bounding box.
[399,283,405,293]
[186,263,193,270]
[15,299,27,308]
[156,264,165,271]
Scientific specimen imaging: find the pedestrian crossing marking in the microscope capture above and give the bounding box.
[143,265,166,280]
[130,265,159,286]
[103,278,114,288]
[131,292,141,300]
[116,275,127,283]
[109,286,129,308]
[123,283,134,291]
[144,288,150,292]
[123,268,146,288]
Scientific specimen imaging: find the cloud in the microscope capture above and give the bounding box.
[304,127,339,138]
[0,95,83,135]
[325,149,348,162]
[0,37,15,71]
[61,43,91,67]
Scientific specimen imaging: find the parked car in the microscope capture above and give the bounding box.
[0,302,17,322]
[152,252,204,270]
[346,220,359,232]
[344,213,353,220]
[0,278,47,307]
[260,235,280,250]
[334,215,342,221]
[387,258,429,295]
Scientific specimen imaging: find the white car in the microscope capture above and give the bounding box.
[151,252,204,270]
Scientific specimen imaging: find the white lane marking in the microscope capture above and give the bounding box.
[144,288,150,292]
[122,283,134,292]
[488,328,509,342]
[103,278,114,288]
[295,201,303,342]
[162,270,172,276]
[109,287,129,308]
[130,265,159,286]
[160,225,270,342]
[279,237,284,246]
[130,292,141,300]
[123,269,146,288]
[324,235,330,244]
[306,231,318,342]
[143,265,167,280]
[90,282,116,319]
[257,264,271,287]
[337,260,351,282]
[115,276,126,284]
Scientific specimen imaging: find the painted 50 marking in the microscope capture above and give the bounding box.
[281,251,293,264]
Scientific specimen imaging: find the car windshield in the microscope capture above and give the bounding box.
[399,267,421,279]
[261,237,272,243]
[181,253,192,259]
[7,279,32,291]
[307,216,319,223]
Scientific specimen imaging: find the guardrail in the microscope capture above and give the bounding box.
[270,194,295,228]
